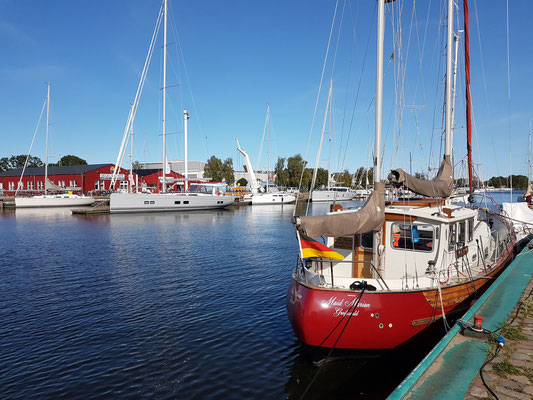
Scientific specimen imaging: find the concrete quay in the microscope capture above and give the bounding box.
[465,275,533,400]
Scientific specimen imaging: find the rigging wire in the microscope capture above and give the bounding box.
[16,98,47,196]
[168,2,210,161]
[298,287,367,400]
[506,0,512,199]
[294,0,340,216]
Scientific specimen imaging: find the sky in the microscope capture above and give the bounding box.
[1,0,532,180]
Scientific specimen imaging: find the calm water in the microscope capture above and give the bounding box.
[0,192,520,399]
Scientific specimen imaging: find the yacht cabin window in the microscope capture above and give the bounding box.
[391,223,434,252]
[449,223,457,251]
[360,232,373,249]
[468,218,474,242]
[458,221,466,245]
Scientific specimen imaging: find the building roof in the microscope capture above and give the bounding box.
[0,163,113,177]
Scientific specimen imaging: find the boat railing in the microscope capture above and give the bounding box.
[296,257,390,291]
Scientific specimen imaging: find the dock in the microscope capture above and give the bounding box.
[388,239,533,399]
[71,199,110,214]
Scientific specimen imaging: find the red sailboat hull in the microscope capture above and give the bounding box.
[286,245,514,350]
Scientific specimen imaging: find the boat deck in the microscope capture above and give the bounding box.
[387,238,533,399]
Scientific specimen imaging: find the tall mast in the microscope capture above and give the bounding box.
[311,80,333,193]
[374,0,385,184]
[373,0,385,274]
[129,104,134,193]
[451,34,460,147]
[45,83,50,194]
[161,0,168,193]
[444,0,454,158]
[184,110,190,191]
[527,120,531,189]
[266,104,270,193]
[463,0,473,195]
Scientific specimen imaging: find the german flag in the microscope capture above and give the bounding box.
[299,232,344,260]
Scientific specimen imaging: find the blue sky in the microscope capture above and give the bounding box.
[1,0,531,180]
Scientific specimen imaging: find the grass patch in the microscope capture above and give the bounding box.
[499,322,527,341]
[492,360,520,376]
[521,298,533,317]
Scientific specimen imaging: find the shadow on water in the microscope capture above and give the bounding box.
[283,322,446,400]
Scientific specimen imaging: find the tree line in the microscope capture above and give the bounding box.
[0,154,88,172]
[2,152,531,191]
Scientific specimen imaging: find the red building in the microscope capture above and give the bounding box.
[0,164,134,196]
[133,169,185,192]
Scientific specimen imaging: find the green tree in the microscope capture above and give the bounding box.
[204,156,235,184]
[132,161,142,170]
[274,157,289,187]
[55,155,87,166]
[315,168,329,188]
[0,154,43,172]
[332,169,353,187]
[237,177,248,187]
[287,154,306,187]
[222,158,235,185]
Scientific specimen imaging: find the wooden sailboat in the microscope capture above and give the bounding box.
[15,85,95,208]
[109,0,233,213]
[286,0,515,350]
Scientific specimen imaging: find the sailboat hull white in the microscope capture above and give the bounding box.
[311,189,355,202]
[251,193,296,205]
[15,195,95,208]
[110,193,234,213]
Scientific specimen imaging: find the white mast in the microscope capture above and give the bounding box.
[161,0,168,193]
[311,80,333,192]
[184,110,190,191]
[527,120,531,190]
[129,104,134,193]
[444,0,454,157]
[44,83,50,195]
[266,104,270,193]
[373,0,385,275]
[450,34,460,146]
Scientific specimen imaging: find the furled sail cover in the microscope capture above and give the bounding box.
[388,155,453,198]
[297,182,385,238]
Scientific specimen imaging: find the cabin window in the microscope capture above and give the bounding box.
[468,218,474,242]
[391,223,434,252]
[360,232,373,249]
[175,201,181,204]
[184,201,189,204]
[144,201,149,204]
[334,236,354,250]
[458,221,466,245]
[449,224,457,251]
[149,201,155,204]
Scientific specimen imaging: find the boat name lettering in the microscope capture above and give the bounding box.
[334,308,360,317]
[321,296,371,309]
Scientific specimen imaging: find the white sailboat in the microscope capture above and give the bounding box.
[15,85,95,208]
[109,0,234,213]
[235,136,295,205]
